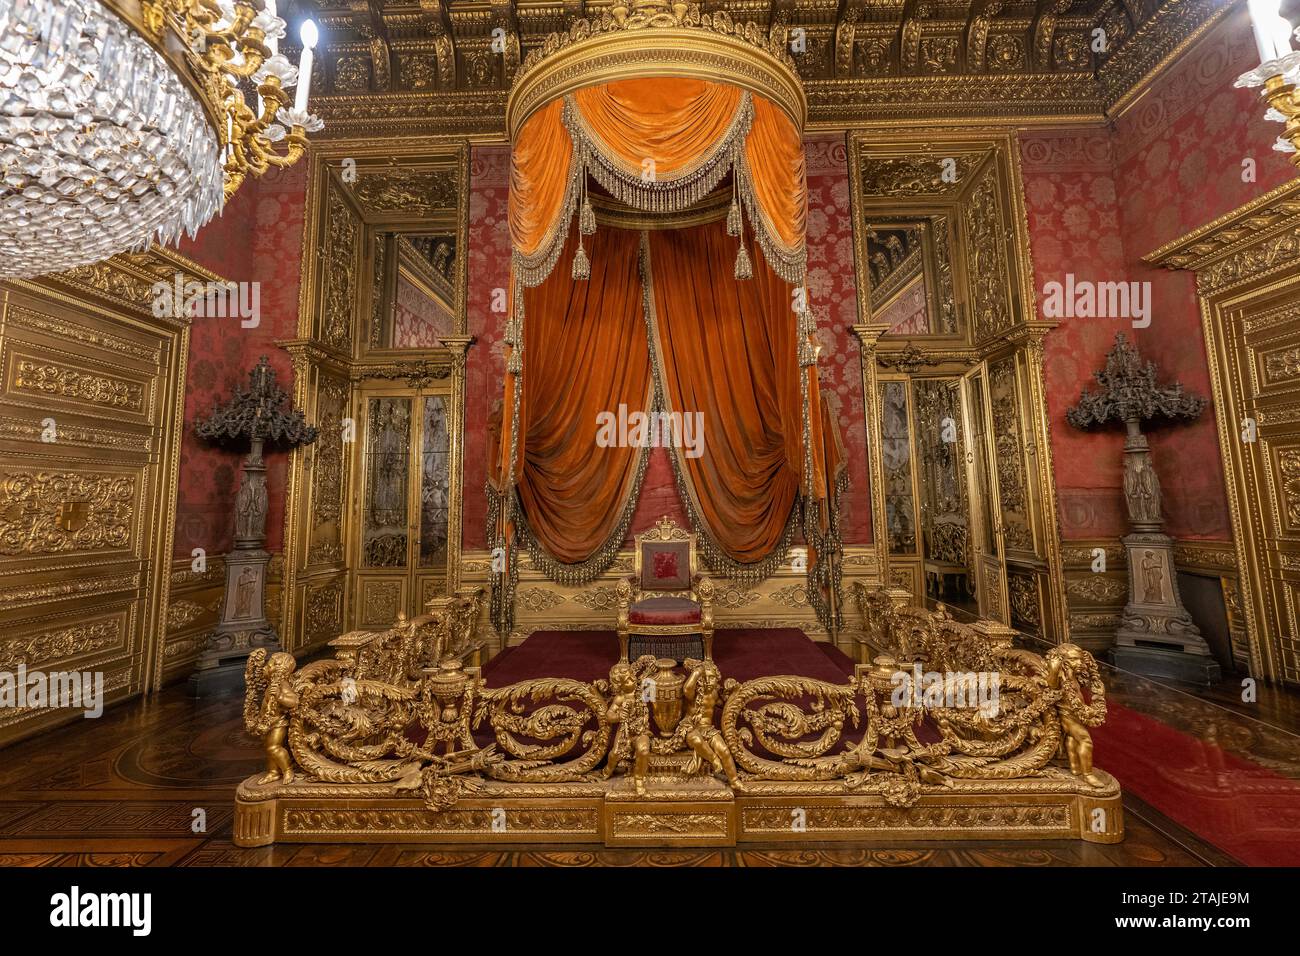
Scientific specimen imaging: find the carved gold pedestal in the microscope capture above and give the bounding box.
[233,770,1123,848]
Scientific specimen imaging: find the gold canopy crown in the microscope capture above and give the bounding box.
[506,1,806,141]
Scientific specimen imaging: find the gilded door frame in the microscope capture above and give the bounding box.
[350,378,458,628]
[1146,180,1300,683]
[847,128,1068,641]
[279,138,473,653]
[959,362,1011,624]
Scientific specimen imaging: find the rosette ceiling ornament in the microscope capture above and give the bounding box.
[0,0,322,278]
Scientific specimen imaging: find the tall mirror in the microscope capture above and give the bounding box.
[368,232,457,351]
[866,217,958,338]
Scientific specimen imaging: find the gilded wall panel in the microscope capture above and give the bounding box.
[0,469,139,559]
[988,357,1035,554]
[306,374,349,567]
[0,248,198,743]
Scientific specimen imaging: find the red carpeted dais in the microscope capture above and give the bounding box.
[481,628,854,686]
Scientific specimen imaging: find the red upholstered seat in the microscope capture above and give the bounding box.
[628,596,702,625]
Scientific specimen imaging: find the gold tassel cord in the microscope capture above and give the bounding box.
[734,243,752,280]
[573,239,591,280]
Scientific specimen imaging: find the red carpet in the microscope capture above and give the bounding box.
[1092,703,1300,865]
[483,628,853,687]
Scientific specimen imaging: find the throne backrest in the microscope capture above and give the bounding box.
[635,515,695,592]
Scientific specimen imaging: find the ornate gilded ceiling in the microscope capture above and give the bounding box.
[285,0,1230,138]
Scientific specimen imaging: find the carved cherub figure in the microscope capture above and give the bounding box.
[1046,643,1108,788]
[602,660,651,796]
[680,658,744,792]
[243,648,300,785]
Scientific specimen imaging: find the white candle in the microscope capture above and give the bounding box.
[294,19,318,113]
[267,1,278,57]
[1248,0,1291,63]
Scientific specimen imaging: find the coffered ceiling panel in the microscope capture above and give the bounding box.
[277,0,1230,137]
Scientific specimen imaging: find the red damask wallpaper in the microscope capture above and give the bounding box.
[392,272,451,348]
[463,146,511,550]
[1019,128,1132,539]
[1019,5,1293,543]
[175,164,307,558]
[805,134,872,544]
[1110,3,1292,540]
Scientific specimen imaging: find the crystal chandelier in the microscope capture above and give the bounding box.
[0,0,322,279]
[1236,0,1300,166]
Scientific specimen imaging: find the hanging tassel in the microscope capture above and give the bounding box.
[734,243,752,280]
[573,240,590,280]
[579,197,596,235]
[726,196,741,236]
[507,349,522,375]
[798,337,816,368]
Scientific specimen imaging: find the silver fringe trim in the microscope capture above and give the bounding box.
[563,93,754,215]
[511,136,587,289]
[733,146,806,284]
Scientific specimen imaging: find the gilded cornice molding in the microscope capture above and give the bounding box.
[803,74,1105,128]
[7,248,226,325]
[312,90,508,140]
[1144,180,1300,293]
[297,1,1217,137]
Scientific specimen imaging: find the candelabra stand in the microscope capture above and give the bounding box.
[1067,334,1221,683]
[190,357,317,695]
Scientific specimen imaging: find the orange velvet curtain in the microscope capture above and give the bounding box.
[512,225,651,564]
[509,99,575,268]
[743,95,807,270]
[508,78,806,279]
[499,76,823,579]
[644,221,804,564]
[571,79,743,177]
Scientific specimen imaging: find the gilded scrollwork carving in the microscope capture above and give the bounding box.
[13,359,144,412]
[0,472,135,556]
[322,190,361,350]
[243,588,1113,817]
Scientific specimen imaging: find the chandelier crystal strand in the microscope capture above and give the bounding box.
[0,0,321,279]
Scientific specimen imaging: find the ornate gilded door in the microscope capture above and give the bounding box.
[352,384,453,628]
[0,253,192,745]
[1214,296,1300,684]
[961,365,1010,624]
[878,373,993,616]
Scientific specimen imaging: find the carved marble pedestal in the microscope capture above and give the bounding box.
[1113,531,1220,682]
[1110,421,1221,684]
[189,440,281,696]
[190,546,279,696]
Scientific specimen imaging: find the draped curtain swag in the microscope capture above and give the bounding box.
[491,75,842,635]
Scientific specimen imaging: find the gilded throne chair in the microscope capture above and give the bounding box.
[616,516,715,662]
